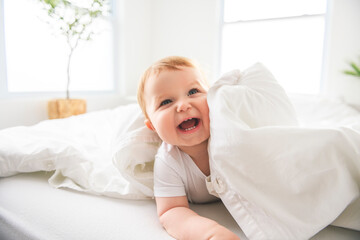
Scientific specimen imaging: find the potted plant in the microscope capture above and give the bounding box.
[39,0,110,119]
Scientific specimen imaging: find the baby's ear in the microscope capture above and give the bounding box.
[144,119,155,131]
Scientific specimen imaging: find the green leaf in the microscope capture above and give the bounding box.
[343,70,358,77]
[350,62,360,75]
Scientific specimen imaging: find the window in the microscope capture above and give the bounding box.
[2,0,114,95]
[221,0,327,94]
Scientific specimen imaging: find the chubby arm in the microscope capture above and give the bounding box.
[156,196,240,240]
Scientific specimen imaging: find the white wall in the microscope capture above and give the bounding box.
[149,0,222,83]
[323,0,360,105]
[0,94,134,129]
[0,0,359,129]
[116,0,153,96]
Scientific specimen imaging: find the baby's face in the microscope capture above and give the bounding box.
[144,67,210,149]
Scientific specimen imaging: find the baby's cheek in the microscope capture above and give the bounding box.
[155,117,174,141]
[202,111,211,135]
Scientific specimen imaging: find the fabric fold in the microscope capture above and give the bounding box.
[0,104,161,199]
[207,63,360,239]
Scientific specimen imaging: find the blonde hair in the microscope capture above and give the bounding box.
[137,56,208,119]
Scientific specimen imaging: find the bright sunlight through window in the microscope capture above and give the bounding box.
[3,0,114,94]
[221,0,327,94]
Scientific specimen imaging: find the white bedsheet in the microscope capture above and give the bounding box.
[0,172,246,240]
[1,172,359,239]
[206,63,360,239]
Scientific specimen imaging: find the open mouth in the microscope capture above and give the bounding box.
[178,118,200,132]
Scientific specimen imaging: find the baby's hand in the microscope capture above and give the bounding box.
[208,224,241,240]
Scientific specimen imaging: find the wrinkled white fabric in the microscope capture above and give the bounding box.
[207,63,360,239]
[0,104,161,199]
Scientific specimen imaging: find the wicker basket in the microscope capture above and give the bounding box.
[47,99,87,119]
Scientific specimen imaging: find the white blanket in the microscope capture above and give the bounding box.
[207,63,360,239]
[0,104,161,199]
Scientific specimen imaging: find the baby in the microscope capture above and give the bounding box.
[137,56,240,239]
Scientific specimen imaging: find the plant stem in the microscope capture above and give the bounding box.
[66,47,74,99]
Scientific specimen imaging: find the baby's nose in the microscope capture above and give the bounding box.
[177,100,191,112]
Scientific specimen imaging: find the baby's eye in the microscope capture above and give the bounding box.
[160,99,172,107]
[188,88,199,96]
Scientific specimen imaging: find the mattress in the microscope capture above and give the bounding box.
[0,172,359,239]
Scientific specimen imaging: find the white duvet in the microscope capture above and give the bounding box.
[206,63,360,239]
[0,104,161,199]
[1,63,360,239]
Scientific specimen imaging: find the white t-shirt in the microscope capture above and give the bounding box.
[154,142,219,203]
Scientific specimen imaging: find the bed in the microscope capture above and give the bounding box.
[1,64,360,239]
